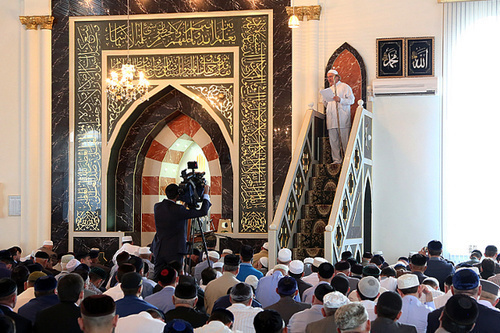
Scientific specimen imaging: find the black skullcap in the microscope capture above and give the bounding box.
[318,262,335,279]
[89,250,99,259]
[314,283,334,302]
[178,275,196,285]
[34,251,49,259]
[277,276,297,296]
[81,295,116,317]
[443,294,479,327]
[0,278,17,297]
[428,240,443,252]
[224,254,240,266]
[254,309,284,333]
[362,264,381,278]
[121,272,143,289]
[175,282,197,299]
[341,251,353,261]
[362,252,373,259]
[34,275,57,292]
[26,263,43,273]
[75,263,90,272]
[211,308,234,322]
[128,255,144,272]
[0,250,11,260]
[453,269,479,290]
[331,274,350,295]
[163,319,193,333]
[158,265,177,285]
[334,261,351,271]
[351,263,363,275]
[240,245,254,260]
[192,248,201,257]
[410,254,428,266]
[90,267,107,280]
[370,254,385,266]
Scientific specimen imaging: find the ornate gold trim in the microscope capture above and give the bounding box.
[19,16,54,30]
[286,5,322,21]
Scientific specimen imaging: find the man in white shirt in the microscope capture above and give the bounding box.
[194,308,235,333]
[356,276,380,321]
[322,68,355,164]
[302,257,327,286]
[104,263,135,301]
[115,310,166,333]
[397,273,434,333]
[226,283,263,333]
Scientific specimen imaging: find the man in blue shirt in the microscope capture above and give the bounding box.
[236,245,263,282]
[424,240,455,291]
[115,272,157,318]
[144,265,177,313]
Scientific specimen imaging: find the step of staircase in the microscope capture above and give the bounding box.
[305,190,335,205]
[302,204,332,219]
[293,247,325,260]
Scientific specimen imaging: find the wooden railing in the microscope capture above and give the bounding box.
[268,108,325,267]
[324,100,373,263]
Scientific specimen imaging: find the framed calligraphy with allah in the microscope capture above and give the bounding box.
[406,37,434,77]
[376,38,405,78]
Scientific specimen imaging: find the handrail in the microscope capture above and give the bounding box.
[268,108,325,267]
[324,100,372,263]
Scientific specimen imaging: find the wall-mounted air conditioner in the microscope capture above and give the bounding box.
[372,77,438,96]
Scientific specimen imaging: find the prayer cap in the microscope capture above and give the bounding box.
[42,240,53,246]
[289,260,304,274]
[121,272,143,289]
[453,269,479,290]
[397,274,419,289]
[358,276,380,298]
[323,291,350,309]
[81,295,116,317]
[34,275,57,292]
[0,278,16,297]
[28,271,47,283]
[278,248,292,262]
[277,276,297,296]
[223,254,240,266]
[175,282,197,299]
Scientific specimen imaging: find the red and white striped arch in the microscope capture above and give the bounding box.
[141,114,222,235]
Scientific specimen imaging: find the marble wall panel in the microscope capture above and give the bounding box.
[52,0,291,250]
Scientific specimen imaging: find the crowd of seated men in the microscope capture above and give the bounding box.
[0,237,499,332]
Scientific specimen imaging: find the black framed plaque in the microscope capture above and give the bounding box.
[406,37,434,77]
[376,38,404,78]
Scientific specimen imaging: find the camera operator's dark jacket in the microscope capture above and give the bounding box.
[151,198,211,274]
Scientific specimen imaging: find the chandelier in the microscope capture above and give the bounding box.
[106,0,150,103]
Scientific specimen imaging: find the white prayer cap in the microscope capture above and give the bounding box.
[208,251,221,260]
[222,249,233,255]
[61,254,75,264]
[274,264,289,275]
[259,257,268,268]
[122,236,133,243]
[358,276,380,298]
[304,257,314,265]
[289,260,304,275]
[313,257,328,268]
[66,259,80,272]
[373,251,383,255]
[327,69,339,75]
[42,240,53,246]
[278,248,292,262]
[456,266,480,275]
[262,242,269,250]
[245,275,259,290]
[397,274,419,289]
[139,247,151,255]
[213,262,223,269]
[323,291,350,309]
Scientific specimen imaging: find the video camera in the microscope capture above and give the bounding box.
[178,161,207,209]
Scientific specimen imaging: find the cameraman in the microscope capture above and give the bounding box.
[152,183,211,280]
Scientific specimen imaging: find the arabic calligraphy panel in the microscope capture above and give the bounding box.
[75,22,103,232]
[239,15,269,233]
[376,38,404,78]
[406,37,434,77]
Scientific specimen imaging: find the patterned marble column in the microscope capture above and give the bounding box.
[19,10,53,250]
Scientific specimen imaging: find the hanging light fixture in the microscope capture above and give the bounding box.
[106,0,150,102]
[288,0,299,28]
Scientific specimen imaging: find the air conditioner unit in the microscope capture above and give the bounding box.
[372,77,438,96]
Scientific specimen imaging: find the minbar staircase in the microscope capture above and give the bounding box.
[293,139,340,259]
[269,101,373,266]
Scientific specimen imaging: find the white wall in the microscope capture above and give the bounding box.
[312,0,444,263]
[0,1,23,249]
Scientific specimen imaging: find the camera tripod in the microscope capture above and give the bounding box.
[184,216,214,275]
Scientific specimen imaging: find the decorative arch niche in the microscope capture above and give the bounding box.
[324,42,367,122]
[69,11,273,248]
